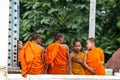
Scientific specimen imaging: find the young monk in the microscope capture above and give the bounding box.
[20,33,44,77]
[18,40,23,69]
[71,40,85,75]
[45,32,72,74]
[85,38,106,75]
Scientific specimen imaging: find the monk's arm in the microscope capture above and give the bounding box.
[44,64,49,74]
[67,52,72,74]
[44,48,49,74]
[41,48,45,64]
[101,61,104,64]
[66,45,72,74]
[83,52,95,74]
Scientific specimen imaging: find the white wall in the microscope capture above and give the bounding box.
[8,74,120,80]
[0,0,9,67]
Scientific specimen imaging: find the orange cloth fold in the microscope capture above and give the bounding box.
[20,41,44,77]
[18,50,23,63]
[97,48,104,63]
[72,52,85,75]
[45,43,68,74]
[85,48,105,75]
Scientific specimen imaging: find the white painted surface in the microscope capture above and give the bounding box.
[8,74,29,80]
[89,0,96,38]
[0,0,9,67]
[8,74,120,80]
[0,71,6,80]
[114,72,120,76]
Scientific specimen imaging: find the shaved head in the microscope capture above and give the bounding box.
[87,38,96,45]
[86,38,96,50]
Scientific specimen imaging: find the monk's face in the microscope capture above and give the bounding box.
[18,41,23,50]
[73,42,82,52]
[86,40,93,50]
[60,37,64,43]
[37,38,41,44]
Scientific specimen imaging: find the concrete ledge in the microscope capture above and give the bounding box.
[8,74,120,80]
[8,67,21,74]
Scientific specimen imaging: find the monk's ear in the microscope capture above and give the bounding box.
[91,42,95,47]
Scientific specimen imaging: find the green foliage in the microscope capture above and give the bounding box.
[20,0,120,57]
[95,0,120,55]
[20,0,89,48]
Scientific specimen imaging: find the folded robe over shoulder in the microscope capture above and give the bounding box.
[97,48,104,63]
[20,41,44,77]
[45,43,68,74]
[85,48,105,75]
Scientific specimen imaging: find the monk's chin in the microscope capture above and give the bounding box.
[88,49,92,51]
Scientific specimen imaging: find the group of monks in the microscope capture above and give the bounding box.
[18,32,106,78]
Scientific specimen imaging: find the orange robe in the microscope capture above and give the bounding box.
[20,41,44,77]
[97,48,104,63]
[85,48,105,75]
[72,52,85,75]
[45,43,68,74]
[18,50,23,63]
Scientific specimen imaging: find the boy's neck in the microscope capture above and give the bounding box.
[91,46,96,50]
[55,40,61,44]
[32,40,38,44]
[74,51,79,53]
[18,48,22,50]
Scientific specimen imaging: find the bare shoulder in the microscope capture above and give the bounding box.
[62,44,68,47]
[61,44,69,50]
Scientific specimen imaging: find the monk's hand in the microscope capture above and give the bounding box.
[70,72,73,75]
[44,69,48,74]
[72,58,82,64]
[68,71,73,75]
[89,68,95,74]
[84,50,88,54]
[44,70,47,74]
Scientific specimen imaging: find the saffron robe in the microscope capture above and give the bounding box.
[45,43,68,74]
[72,52,85,75]
[20,41,44,77]
[85,48,105,75]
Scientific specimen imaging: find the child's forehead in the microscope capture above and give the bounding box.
[74,41,81,45]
